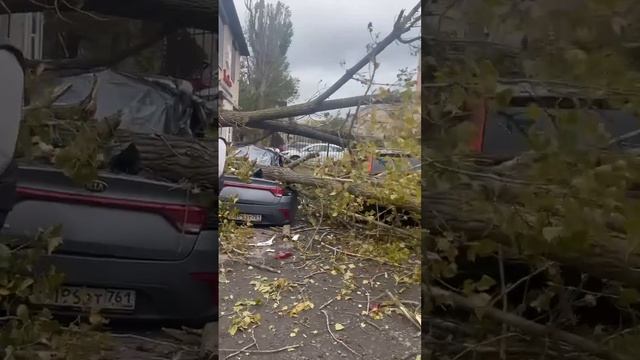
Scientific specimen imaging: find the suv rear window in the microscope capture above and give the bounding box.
[369,153,419,175]
[482,107,640,157]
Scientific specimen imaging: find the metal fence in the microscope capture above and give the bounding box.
[279,133,321,151]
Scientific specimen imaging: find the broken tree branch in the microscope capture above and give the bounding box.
[249,119,353,147]
[219,94,401,127]
[321,309,362,357]
[1,0,218,31]
[26,24,177,71]
[259,166,420,214]
[427,286,631,360]
[311,1,420,105]
[287,152,319,169]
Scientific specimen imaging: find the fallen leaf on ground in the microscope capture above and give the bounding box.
[289,300,314,317]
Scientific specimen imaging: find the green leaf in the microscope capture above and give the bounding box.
[526,103,543,121]
[542,226,563,242]
[334,323,345,331]
[462,279,475,295]
[0,243,10,268]
[495,88,513,108]
[229,324,238,336]
[476,275,497,291]
[17,278,34,292]
[478,60,498,94]
[45,225,64,255]
[16,304,29,321]
[470,293,491,319]
[619,288,640,307]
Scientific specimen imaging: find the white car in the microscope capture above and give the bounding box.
[282,143,345,163]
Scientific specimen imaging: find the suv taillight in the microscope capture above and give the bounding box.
[224,181,286,197]
[16,187,207,234]
[470,99,488,152]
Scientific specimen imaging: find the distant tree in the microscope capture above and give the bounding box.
[239,0,299,110]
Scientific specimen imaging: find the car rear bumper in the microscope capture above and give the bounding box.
[39,230,218,324]
[235,195,297,226]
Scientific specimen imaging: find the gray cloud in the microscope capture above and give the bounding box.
[233,0,420,103]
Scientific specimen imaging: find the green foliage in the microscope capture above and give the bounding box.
[297,79,421,268]
[229,299,262,336]
[0,227,109,358]
[219,197,255,255]
[425,0,640,357]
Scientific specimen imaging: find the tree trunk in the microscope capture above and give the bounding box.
[2,0,217,31]
[219,94,401,127]
[423,181,640,289]
[259,166,420,214]
[250,120,353,147]
[111,131,219,191]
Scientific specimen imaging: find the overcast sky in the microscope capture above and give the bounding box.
[233,0,420,107]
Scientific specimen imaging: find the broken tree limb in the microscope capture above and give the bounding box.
[427,286,631,360]
[287,152,319,169]
[1,0,218,31]
[311,1,421,105]
[110,131,218,191]
[219,94,401,127]
[249,119,353,147]
[422,155,640,289]
[27,25,178,71]
[259,166,420,214]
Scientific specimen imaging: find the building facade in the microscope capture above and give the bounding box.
[219,0,250,142]
[0,13,44,59]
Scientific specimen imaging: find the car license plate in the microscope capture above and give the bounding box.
[234,214,262,222]
[37,286,136,310]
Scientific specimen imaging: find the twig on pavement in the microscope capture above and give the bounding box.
[321,309,362,357]
[220,343,302,354]
[319,297,337,310]
[386,290,421,330]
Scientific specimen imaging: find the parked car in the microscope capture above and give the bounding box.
[1,71,224,325]
[3,164,219,324]
[220,175,297,226]
[367,149,420,176]
[282,142,308,152]
[233,145,284,167]
[464,81,640,157]
[281,143,345,163]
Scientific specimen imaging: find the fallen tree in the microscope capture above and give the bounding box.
[423,151,640,288]
[0,0,217,31]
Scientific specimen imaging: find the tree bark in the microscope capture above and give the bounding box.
[219,94,401,127]
[423,177,640,289]
[1,0,217,31]
[286,152,319,169]
[107,133,418,214]
[250,120,353,147]
[111,131,219,191]
[259,166,420,214]
[428,286,631,360]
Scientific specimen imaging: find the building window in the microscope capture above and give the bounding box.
[230,45,237,82]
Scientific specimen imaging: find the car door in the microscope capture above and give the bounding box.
[327,145,343,159]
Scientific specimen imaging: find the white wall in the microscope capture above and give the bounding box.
[218,17,242,109]
[0,13,43,59]
[219,13,246,143]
